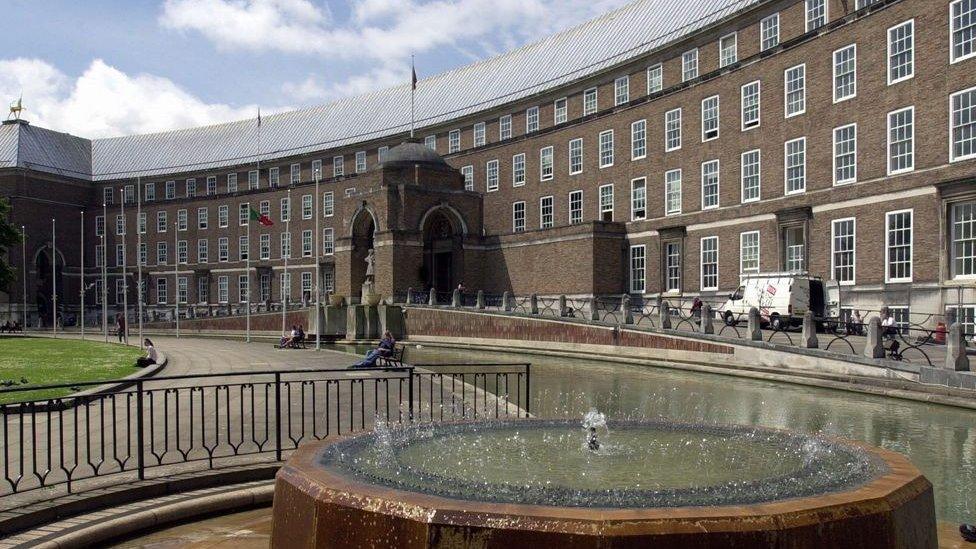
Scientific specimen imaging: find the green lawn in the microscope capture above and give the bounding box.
[0,338,143,404]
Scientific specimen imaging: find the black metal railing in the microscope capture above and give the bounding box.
[0,363,530,503]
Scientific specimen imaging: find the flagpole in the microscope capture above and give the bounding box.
[174,220,180,339]
[80,211,85,340]
[22,225,27,332]
[281,188,290,337]
[51,218,57,338]
[137,177,143,348]
[410,55,416,138]
[314,166,321,351]
[101,204,108,342]
[246,211,251,343]
[120,189,128,345]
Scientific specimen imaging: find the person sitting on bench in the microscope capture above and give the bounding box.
[279,325,298,348]
[294,325,306,347]
[349,331,396,369]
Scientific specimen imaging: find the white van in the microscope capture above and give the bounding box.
[719,272,828,329]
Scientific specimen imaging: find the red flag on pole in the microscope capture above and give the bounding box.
[249,207,273,227]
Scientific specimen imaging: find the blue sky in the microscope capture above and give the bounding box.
[0,0,629,138]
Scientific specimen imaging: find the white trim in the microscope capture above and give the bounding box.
[784,137,806,195]
[949,86,976,162]
[686,213,778,232]
[887,19,915,85]
[631,119,647,160]
[804,0,828,33]
[740,80,761,131]
[512,201,526,233]
[598,183,614,221]
[568,138,584,175]
[832,123,858,186]
[512,152,526,187]
[740,149,761,203]
[832,44,857,104]
[701,159,720,210]
[812,186,935,213]
[665,168,682,216]
[886,106,915,175]
[538,195,554,229]
[830,217,857,286]
[700,235,719,291]
[629,244,646,293]
[885,208,913,283]
[553,97,569,125]
[719,31,737,67]
[739,230,760,274]
[630,177,647,221]
[664,108,682,152]
[950,0,976,64]
[539,145,554,181]
[598,129,614,168]
[646,63,663,94]
[568,189,583,225]
[784,64,806,118]
[701,95,720,142]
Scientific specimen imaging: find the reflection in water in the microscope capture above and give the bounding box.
[402,345,976,523]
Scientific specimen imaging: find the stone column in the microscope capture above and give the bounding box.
[476,290,485,310]
[659,300,672,329]
[748,307,762,341]
[701,303,714,335]
[589,297,600,322]
[452,288,461,308]
[428,287,436,306]
[864,317,885,358]
[559,295,568,317]
[946,322,972,371]
[622,294,634,324]
[503,291,512,312]
[802,310,818,349]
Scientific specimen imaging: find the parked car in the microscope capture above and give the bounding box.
[718,272,828,330]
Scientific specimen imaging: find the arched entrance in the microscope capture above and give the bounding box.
[350,208,376,299]
[34,245,64,328]
[421,208,464,292]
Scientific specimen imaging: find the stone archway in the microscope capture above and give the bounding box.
[421,208,464,292]
[349,208,376,299]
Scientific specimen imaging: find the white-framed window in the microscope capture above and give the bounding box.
[425,135,436,151]
[599,184,614,221]
[741,81,760,130]
[242,171,255,191]
[280,232,291,259]
[951,200,976,279]
[448,129,461,153]
[238,275,249,303]
[599,130,614,168]
[197,239,208,263]
[259,234,270,260]
[217,237,228,262]
[701,159,720,210]
[202,175,216,195]
[116,214,125,236]
[831,218,856,284]
[322,271,334,294]
[322,191,334,217]
[833,124,857,185]
[950,86,976,161]
[486,159,499,192]
[333,156,344,177]
[539,196,554,228]
[833,44,857,102]
[290,163,301,185]
[888,20,914,84]
[124,185,135,204]
[474,122,486,147]
[513,153,526,187]
[761,13,780,51]
[138,213,146,234]
[569,190,583,224]
[741,149,761,203]
[280,196,290,221]
[378,147,389,163]
[665,169,682,215]
[887,106,915,174]
[268,167,279,188]
[157,211,168,232]
[554,97,568,125]
[157,278,168,304]
[951,0,976,63]
[95,244,104,268]
[197,276,208,303]
[165,180,176,199]
[719,33,737,67]
[237,203,252,228]
[682,49,698,81]
[785,137,806,194]
[158,241,169,264]
[177,277,188,304]
[805,0,827,31]
[700,236,719,291]
[665,241,681,292]
[226,174,237,193]
[631,119,646,160]
[311,160,321,180]
[239,235,249,261]
[783,226,805,271]
[145,182,156,201]
[949,306,976,341]
[647,64,662,94]
[740,231,760,273]
[665,108,682,151]
[540,146,554,181]
[461,165,474,191]
[260,200,270,216]
[323,228,335,255]
[569,138,583,174]
[512,201,526,233]
[785,64,806,117]
[855,0,877,8]
[197,207,208,229]
[701,95,720,141]
[182,178,195,197]
[355,151,367,173]
[217,276,228,304]
[614,76,629,106]
[177,209,188,231]
[498,116,512,140]
[630,245,646,293]
[301,272,312,299]
[886,209,913,282]
[526,106,540,133]
[302,194,313,219]
[115,244,124,267]
[301,229,312,257]
[217,205,228,228]
[631,177,647,220]
[583,87,598,116]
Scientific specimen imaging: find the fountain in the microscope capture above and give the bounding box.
[271,416,937,548]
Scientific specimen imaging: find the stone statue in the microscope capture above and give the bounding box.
[365,249,375,277]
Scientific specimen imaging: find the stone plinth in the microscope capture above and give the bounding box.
[322,305,347,337]
[377,305,404,339]
[346,305,366,340]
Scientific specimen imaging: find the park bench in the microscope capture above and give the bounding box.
[377,345,405,368]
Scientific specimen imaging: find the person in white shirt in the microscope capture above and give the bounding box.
[881,312,897,339]
[136,339,158,367]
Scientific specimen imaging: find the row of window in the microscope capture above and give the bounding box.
[93,271,335,306]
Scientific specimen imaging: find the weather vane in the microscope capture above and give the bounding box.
[7,95,23,121]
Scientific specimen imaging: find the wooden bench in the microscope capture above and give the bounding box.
[377,345,405,368]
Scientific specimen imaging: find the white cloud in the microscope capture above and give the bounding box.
[282,65,407,103]
[0,58,265,138]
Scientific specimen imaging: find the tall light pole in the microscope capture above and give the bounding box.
[80,211,85,340]
[281,188,290,337]
[246,203,251,343]
[137,177,143,348]
[314,167,321,351]
[120,188,128,345]
[174,220,180,338]
[102,202,108,342]
[51,218,57,338]
[21,225,27,332]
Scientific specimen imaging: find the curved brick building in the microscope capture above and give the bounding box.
[1,0,975,330]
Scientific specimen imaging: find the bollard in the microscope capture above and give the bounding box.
[748,307,762,341]
[476,290,485,310]
[452,288,461,308]
[503,291,513,312]
[428,287,437,306]
[559,295,568,317]
[864,317,885,358]
[660,300,672,329]
[622,294,634,324]
[701,303,714,335]
[589,297,600,322]
[802,310,818,349]
[946,322,972,371]
[530,293,539,315]
[406,287,413,305]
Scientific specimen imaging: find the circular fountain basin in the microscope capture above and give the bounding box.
[271,419,936,548]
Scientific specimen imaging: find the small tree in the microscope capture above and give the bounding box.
[0,197,23,292]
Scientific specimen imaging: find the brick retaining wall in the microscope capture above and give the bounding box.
[144,310,309,332]
[404,307,732,354]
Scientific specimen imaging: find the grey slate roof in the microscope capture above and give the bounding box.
[5,0,760,182]
[0,121,92,179]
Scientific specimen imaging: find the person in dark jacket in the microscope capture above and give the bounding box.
[349,331,396,368]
